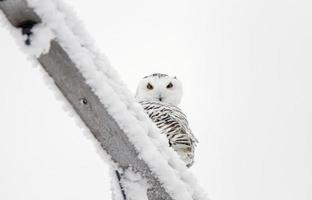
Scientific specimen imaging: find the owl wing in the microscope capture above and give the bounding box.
[139,100,198,167]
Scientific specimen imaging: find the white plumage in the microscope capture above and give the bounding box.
[136,73,198,167]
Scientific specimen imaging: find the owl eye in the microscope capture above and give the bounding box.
[146,83,154,90]
[166,82,173,89]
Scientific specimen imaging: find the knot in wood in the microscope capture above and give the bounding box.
[80,97,88,105]
[18,20,38,45]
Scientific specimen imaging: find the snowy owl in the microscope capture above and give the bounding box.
[136,73,198,167]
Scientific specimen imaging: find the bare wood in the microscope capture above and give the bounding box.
[0,1,173,199]
[0,0,40,27]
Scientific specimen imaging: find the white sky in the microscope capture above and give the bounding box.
[1,0,312,200]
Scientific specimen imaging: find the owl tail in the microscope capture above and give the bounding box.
[176,150,195,168]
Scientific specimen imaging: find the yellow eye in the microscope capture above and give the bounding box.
[147,83,154,90]
[166,82,173,89]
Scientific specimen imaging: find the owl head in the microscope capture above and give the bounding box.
[135,73,183,106]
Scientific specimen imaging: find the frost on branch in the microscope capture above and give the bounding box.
[0,0,208,199]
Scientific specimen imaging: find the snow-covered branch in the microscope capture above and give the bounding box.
[0,0,208,199]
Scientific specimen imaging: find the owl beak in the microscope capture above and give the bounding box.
[159,97,163,101]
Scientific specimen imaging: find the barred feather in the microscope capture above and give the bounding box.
[139,100,198,167]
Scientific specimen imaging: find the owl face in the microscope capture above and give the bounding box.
[136,73,183,106]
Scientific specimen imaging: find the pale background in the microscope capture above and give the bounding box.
[0,0,312,200]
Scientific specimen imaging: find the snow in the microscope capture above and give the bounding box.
[1,0,312,200]
[0,0,207,199]
[121,169,149,200]
[110,169,125,200]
